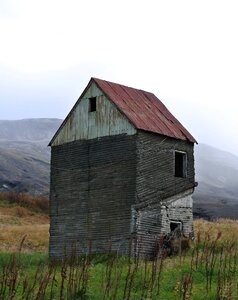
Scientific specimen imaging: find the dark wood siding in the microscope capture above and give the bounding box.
[50,134,137,258]
[136,131,195,204]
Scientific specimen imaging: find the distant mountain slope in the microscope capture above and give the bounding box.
[193,144,238,219]
[0,119,62,195]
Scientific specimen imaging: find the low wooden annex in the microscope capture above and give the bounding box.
[49,77,197,258]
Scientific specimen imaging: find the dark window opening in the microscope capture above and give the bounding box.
[175,151,187,177]
[170,221,183,240]
[89,97,96,112]
[170,222,181,232]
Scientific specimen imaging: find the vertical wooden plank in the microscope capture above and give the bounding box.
[76,99,88,140]
[96,95,110,137]
[88,111,97,139]
[109,101,136,136]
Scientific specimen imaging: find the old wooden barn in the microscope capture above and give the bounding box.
[49,77,197,258]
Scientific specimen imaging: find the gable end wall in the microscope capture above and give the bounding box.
[51,82,136,146]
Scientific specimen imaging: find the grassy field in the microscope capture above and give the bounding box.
[1,193,238,299]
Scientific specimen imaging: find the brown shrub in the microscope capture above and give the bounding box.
[0,192,49,214]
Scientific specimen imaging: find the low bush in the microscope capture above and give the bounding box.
[0,192,49,214]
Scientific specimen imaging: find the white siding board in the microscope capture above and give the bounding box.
[96,95,110,137]
[76,99,88,140]
[51,82,136,146]
[88,112,97,139]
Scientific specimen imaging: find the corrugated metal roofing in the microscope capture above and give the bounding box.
[92,78,197,143]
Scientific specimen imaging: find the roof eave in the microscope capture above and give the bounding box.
[137,128,197,144]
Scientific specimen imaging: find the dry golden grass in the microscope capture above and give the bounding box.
[194,218,238,243]
[0,205,49,253]
[0,224,49,253]
[0,206,48,225]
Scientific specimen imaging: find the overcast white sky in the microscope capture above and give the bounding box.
[0,0,238,155]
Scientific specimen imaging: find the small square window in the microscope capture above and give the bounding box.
[170,221,182,232]
[175,151,187,178]
[89,97,96,112]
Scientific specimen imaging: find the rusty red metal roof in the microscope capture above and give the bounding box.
[92,77,197,143]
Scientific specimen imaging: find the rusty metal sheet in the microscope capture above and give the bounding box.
[93,78,197,143]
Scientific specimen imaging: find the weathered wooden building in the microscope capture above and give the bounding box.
[49,77,197,258]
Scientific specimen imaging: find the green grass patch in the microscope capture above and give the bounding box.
[0,252,48,268]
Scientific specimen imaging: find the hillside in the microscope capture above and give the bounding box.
[0,119,61,142]
[0,119,62,195]
[193,144,238,219]
[0,119,237,218]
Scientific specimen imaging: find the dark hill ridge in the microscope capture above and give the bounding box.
[0,119,237,218]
